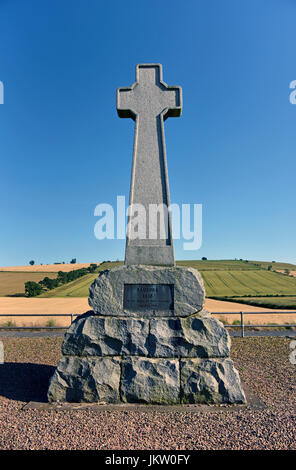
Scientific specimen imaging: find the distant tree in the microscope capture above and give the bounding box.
[39,277,59,290]
[268,265,272,271]
[201,257,207,261]
[87,263,98,273]
[70,258,77,264]
[25,281,42,297]
[29,260,35,266]
[57,271,68,284]
[26,265,93,297]
[284,269,290,275]
[272,261,276,263]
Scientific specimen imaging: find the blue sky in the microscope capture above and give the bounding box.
[0,0,295,266]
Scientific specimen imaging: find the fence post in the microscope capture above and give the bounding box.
[70,314,74,325]
[240,311,245,337]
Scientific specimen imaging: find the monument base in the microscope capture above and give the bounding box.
[47,310,246,405]
[48,265,245,404]
[48,353,245,405]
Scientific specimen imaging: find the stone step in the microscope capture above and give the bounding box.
[61,311,230,358]
[47,356,246,405]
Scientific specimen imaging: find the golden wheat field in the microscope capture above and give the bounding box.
[0,272,58,296]
[0,263,100,273]
[0,297,294,327]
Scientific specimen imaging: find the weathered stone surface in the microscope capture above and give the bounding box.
[0,341,3,364]
[62,312,149,356]
[48,357,120,403]
[117,64,182,266]
[180,358,246,404]
[121,357,179,404]
[149,315,230,358]
[89,265,205,317]
[61,311,229,359]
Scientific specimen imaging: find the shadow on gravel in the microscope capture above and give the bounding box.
[0,363,55,402]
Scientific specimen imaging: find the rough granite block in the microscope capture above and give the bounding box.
[149,315,230,358]
[180,358,246,404]
[121,357,180,404]
[89,265,205,317]
[62,312,149,356]
[47,356,121,403]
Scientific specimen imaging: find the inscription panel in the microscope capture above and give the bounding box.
[123,284,174,311]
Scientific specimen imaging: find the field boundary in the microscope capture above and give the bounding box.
[210,295,296,310]
[0,311,295,337]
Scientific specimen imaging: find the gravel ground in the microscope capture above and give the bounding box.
[0,337,295,450]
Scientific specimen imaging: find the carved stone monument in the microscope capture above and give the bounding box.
[48,64,246,404]
[117,63,181,266]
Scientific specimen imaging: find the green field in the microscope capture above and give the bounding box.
[200,270,296,297]
[39,273,99,298]
[178,259,296,271]
[176,260,262,270]
[0,272,57,296]
[38,262,122,298]
[32,260,296,306]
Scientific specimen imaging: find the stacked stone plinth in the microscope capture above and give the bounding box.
[48,266,246,404]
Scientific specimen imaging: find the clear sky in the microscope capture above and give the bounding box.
[0,0,295,266]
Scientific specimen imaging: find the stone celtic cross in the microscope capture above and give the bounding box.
[48,65,246,407]
[117,64,182,266]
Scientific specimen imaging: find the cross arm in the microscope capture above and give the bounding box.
[162,85,182,120]
[117,86,137,120]
[117,64,182,121]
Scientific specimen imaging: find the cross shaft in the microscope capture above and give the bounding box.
[117,64,182,266]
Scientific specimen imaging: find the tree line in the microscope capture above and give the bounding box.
[25,264,99,297]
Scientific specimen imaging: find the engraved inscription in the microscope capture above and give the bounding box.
[123,284,174,311]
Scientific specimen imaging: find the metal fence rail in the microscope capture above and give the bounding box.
[0,311,295,337]
[213,311,296,337]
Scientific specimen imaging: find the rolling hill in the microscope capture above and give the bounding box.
[1,260,296,308]
[35,260,296,307]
